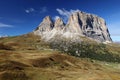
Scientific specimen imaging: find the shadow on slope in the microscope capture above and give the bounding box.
[0,60,29,80]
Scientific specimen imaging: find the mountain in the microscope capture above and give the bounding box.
[1,10,120,80]
[0,10,120,80]
[34,11,112,43]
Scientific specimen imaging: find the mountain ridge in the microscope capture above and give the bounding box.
[34,11,112,43]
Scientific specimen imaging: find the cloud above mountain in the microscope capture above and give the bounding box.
[56,8,71,18]
[56,8,80,22]
[0,23,13,28]
[25,7,47,14]
[25,8,35,13]
[56,8,80,16]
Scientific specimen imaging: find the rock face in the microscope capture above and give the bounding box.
[35,16,54,33]
[54,17,65,30]
[34,11,112,43]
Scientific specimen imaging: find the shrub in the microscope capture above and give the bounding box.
[49,40,120,63]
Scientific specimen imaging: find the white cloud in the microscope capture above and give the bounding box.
[56,8,80,17]
[56,8,80,22]
[25,7,47,14]
[0,23,13,28]
[40,7,47,13]
[56,8,71,18]
[25,8,35,13]
[54,16,60,20]
[25,10,30,13]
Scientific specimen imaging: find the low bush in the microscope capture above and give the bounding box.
[49,40,120,63]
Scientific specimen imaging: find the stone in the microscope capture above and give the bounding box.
[33,11,112,43]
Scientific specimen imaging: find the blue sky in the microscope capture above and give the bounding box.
[0,0,120,42]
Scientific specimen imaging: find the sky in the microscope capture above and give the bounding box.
[0,0,120,42]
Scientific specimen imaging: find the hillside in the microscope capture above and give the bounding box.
[0,33,120,80]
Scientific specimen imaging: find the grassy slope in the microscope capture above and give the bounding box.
[0,33,120,80]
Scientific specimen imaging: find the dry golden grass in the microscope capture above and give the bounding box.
[0,49,120,80]
[0,33,120,80]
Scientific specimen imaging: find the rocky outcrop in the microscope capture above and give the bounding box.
[64,12,83,34]
[54,17,65,30]
[35,16,54,35]
[34,11,112,43]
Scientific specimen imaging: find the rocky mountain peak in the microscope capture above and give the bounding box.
[35,16,54,34]
[65,12,83,34]
[54,17,65,30]
[34,11,112,43]
[42,16,52,24]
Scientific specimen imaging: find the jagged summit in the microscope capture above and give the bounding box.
[35,16,54,32]
[54,17,65,30]
[34,11,112,43]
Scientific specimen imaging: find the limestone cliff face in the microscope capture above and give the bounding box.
[64,12,83,34]
[34,11,112,43]
[35,16,54,35]
[54,17,65,30]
